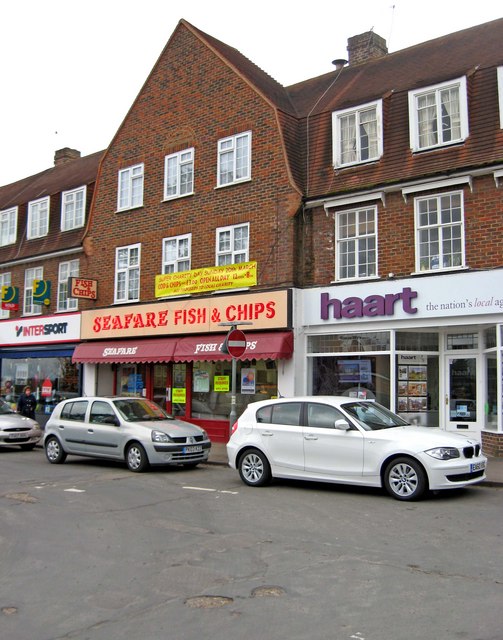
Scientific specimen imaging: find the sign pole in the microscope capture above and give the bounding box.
[218,321,253,437]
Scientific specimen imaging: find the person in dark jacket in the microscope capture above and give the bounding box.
[17,386,37,419]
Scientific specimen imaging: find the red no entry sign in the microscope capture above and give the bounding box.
[225,328,247,358]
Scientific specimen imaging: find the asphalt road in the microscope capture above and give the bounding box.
[1,447,502,640]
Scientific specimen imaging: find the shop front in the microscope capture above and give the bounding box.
[297,270,503,455]
[74,290,293,442]
[0,312,82,428]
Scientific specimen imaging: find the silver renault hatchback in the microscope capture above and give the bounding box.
[0,398,42,450]
[44,396,211,472]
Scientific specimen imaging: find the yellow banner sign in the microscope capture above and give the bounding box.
[155,262,257,297]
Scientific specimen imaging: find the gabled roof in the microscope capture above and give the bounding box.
[0,150,103,210]
[0,150,103,264]
[286,17,503,117]
[184,21,298,117]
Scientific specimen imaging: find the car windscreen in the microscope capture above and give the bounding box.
[0,399,15,414]
[113,399,171,421]
[341,401,410,431]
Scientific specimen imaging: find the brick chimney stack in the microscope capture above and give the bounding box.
[54,147,81,166]
[347,31,388,65]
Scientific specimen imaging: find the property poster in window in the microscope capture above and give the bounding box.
[397,355,428,413]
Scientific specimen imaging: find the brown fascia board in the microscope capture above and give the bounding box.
[286,17,503,118]
[0,150,104,211]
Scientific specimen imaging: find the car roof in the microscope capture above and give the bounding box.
[247,396,372,408]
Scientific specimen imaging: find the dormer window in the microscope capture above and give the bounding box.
[408,77,469,151]
[27,197,49,239]
[332,100,383,167]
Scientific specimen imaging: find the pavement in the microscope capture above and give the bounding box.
[207,442,503,487]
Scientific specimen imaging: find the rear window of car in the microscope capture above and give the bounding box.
[60,400,88,422]
[256,402,302,426]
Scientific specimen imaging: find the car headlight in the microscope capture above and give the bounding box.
[200,429,208,440]
[425,447,460,460]
[151,430,173,443]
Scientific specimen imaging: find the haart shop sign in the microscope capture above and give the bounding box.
[303,270,503,326]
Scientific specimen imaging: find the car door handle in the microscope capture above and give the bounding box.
[304,434,318,440]
[261,431,274,436]
[87,429,94,433]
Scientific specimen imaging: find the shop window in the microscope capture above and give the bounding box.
[191,359,278,421]
[395,332,438,351]
[396,354,439,427]
[309,332,390,354]
[446,333,478,350]
[1,356,80,426]
[311,355,390,406]
[483,327,497,350]
[485,354,498,427]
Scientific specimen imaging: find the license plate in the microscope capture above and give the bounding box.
[183,445,202,454]
[470,461,485,472]
[9,433,25,439]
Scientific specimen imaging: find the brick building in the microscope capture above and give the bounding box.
[0,148,102,426]
[1,18,502,452]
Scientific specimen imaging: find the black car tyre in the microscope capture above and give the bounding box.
[45,436,67,464]
[126,442,149,472]
[384,457,427,501]
[238,449,272,487]
[20,443,37,451]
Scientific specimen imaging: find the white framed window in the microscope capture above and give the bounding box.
[61,186,86,231]
[57,259,79,312]
[164,148,194,200]
[115,244,140,303]
[27,197,49,239]
[117,164,144,211]
[415,191,465,272]
[332,100,383,167]
[217,132,251,187]
[408,76,469,151]
[336,206,377,280]
[162,234,191,273]
[498,67,503,129]
[0,272,11,319]
[0,207,17,246]
[216,223,249,265]
[24,266,43,315]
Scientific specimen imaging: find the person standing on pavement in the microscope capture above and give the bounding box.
[17,386,37,419]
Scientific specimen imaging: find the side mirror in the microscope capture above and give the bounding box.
[103,415,120,426]
[334,419,351,431]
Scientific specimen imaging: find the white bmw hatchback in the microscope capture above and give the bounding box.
[227,397,487,500]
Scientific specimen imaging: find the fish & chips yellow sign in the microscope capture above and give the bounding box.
[155,262,257,297]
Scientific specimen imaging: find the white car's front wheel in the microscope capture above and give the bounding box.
[384,457,427,501]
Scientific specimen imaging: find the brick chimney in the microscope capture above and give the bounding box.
[347,31,387,65]
[54,147,81,166]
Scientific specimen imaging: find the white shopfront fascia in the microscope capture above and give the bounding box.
[292,270,503,434]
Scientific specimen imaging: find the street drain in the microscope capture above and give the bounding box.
[251,585,285,598]
[185,596,234,609]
